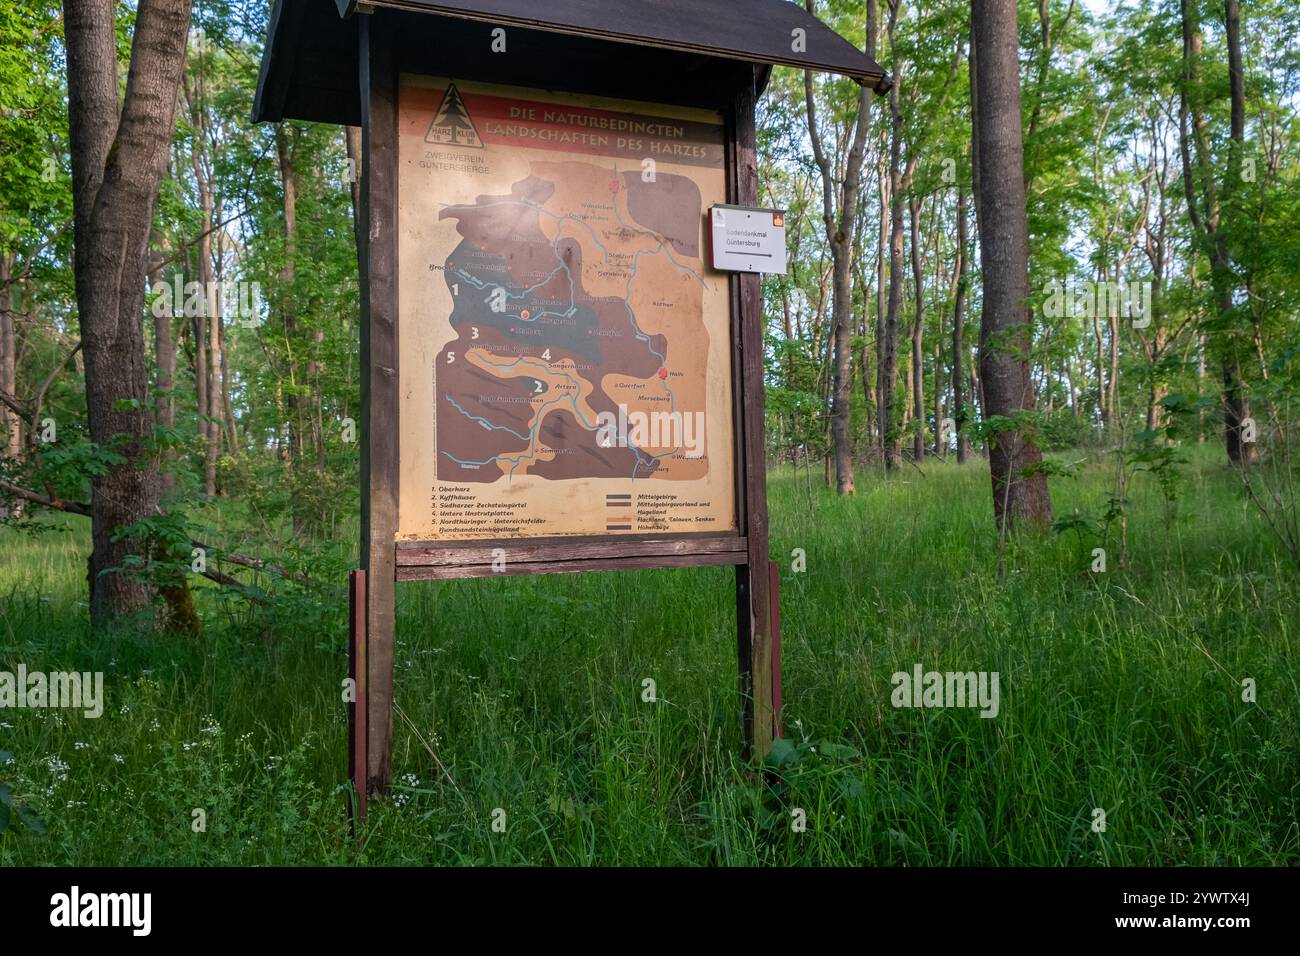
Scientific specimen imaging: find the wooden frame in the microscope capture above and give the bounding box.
[351,13,780,800]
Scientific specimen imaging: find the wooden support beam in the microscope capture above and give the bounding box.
[730,65,773,762]
[347,569,368,823]
[359,12,399,797]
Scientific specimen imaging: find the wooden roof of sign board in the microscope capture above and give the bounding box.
[254,0,888,125]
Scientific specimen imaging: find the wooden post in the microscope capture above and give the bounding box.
[768,559,783,741]
[358,12,399,797]
[347,568,367,822]
[730,66,773,761]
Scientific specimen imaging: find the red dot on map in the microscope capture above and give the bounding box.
[521,310,530,319]
[658,367,668,380]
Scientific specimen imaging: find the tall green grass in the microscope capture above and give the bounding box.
[1,447,1296,864]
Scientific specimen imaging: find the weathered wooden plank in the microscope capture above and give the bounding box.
[396,535,746,568]
[397,550,745,582]
[359,12,400,796]
[730,65,774,761]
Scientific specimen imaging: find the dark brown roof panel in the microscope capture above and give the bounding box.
[255,0,885,125]
[361,0,885,83]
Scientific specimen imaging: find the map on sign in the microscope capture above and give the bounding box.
[397,76,737,541]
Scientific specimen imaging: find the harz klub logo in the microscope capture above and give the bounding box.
[425,82,484,148]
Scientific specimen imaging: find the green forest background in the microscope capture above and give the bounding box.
[0,0,1297,864]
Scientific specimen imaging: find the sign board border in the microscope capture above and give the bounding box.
[393,73,742,557]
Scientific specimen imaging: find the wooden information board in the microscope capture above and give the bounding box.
[396,77,737,542]
[252,0,885,811]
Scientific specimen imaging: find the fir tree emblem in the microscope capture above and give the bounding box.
[425,83,483,148]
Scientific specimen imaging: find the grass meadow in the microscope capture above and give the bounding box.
[1,446,1297,865]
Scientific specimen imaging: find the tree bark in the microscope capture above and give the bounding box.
[148,240,175,494]
[0,254,20,463]
[951,187,970,462]
[185,65,221,496]
[881,9,906,471]
[1179,0,1251,464]
[275,124,304,468]
[971,0,1053,530]
[909,195,926,461]
[63,0,194,624]
[875,151,889,449]
[803,0,876,495]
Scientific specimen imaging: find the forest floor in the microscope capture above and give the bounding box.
[1,445,1297,865]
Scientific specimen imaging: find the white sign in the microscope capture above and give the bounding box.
[709,205,787,275]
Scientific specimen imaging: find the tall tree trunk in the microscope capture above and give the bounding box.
[217,231,237,457]
[1108,309,1119,431]
[858,284,874,446]
[64,0,194,625]
[971,0,1053,530]
[186,71,221,497]
[148,241,176,494]
[1067,356,1079,420]
[968,19,982,237]
[204,251,219,495]
[1223,0,1254,461]
[933,322,943,458]
[803,0,876,495]
[909,195,926,461]
[951,187,970,462]
[213,201,236,457]
[0,254,20,463]
[882,17,905,471]
[1179,0,1251,464]
[1092,289,1107,430]
[875,154,889,449]
[346,125,365,265]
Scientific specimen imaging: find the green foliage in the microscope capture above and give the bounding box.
[0,754,46,837]
[2,453,1297,865]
